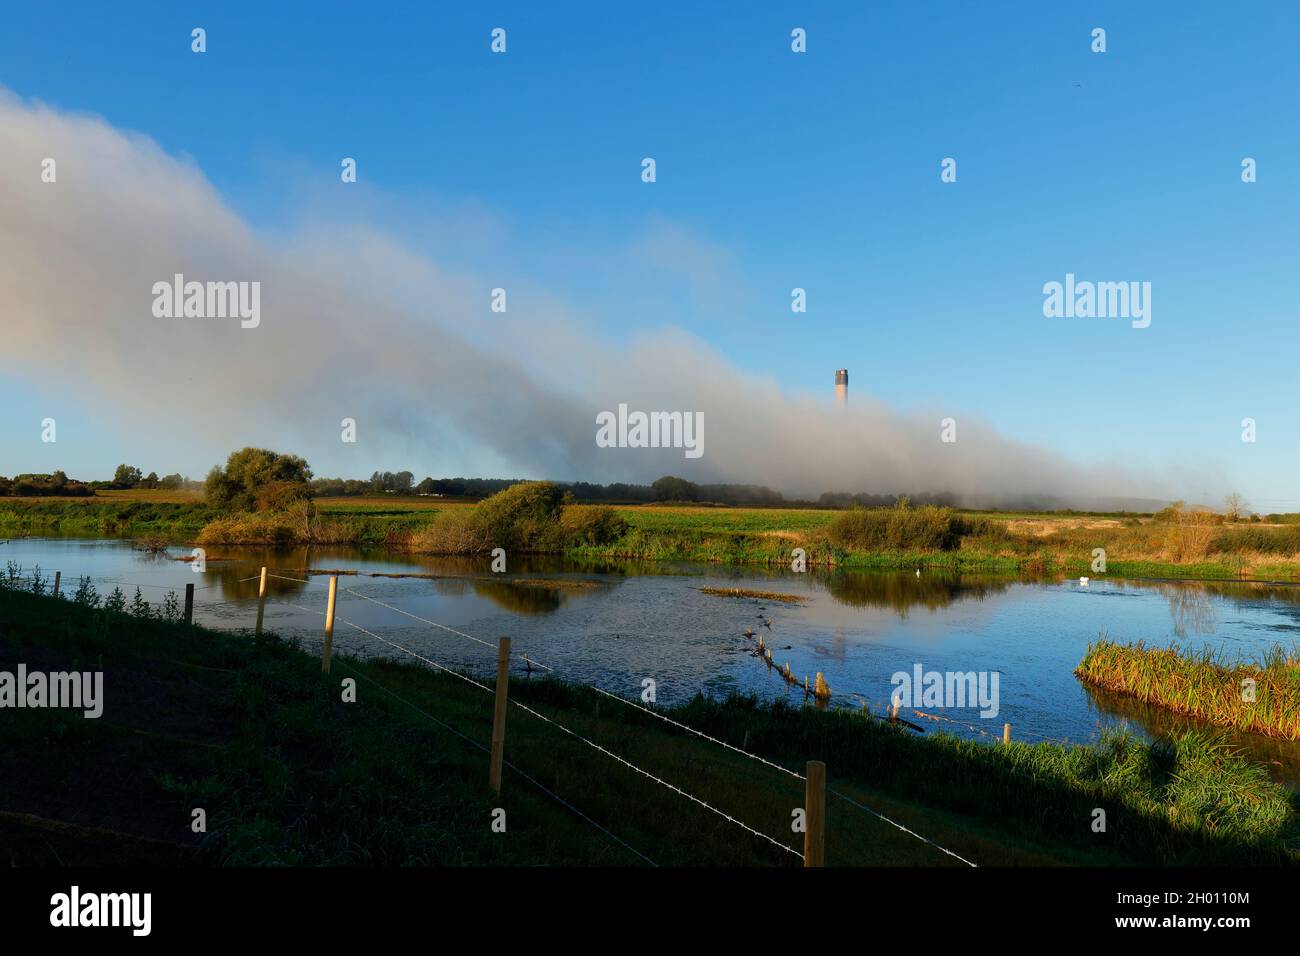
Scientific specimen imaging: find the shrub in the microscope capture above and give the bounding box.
[254,479,313,512]
[197,515,297,547]
[1160,504,1220,562]
[473,481,566,549]
[560,505,629,546]
[1210,525,1300,555]
[826,501,964,552]
[408,508,493,554]
[408,482,583,554]
[72,577,101,608]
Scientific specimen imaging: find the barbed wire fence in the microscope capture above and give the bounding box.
[262,569,978,867]
[2,559,994,867]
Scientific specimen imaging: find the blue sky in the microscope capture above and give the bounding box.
[2,2,1298,506]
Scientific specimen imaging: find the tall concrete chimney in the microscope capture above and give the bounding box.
[835,369,848,407]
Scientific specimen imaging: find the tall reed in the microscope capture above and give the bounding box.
[1075,637,1300,740]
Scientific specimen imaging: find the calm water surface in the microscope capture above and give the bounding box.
[6,537,1299,782]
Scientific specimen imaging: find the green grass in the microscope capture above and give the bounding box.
[1076,638,1300,740]
[1,585,1297,866]
[0,499,219,537]
[614,505,836,534]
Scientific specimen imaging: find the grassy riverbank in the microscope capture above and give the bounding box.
[1,585,1297,866]
[4,489,1300,582]
[1076,639,1300,740]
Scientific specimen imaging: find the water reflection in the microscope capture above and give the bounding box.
[1154,582,1216,638]
[823,569,1015,614]
[179,549,623,616]
[469,579,590,615]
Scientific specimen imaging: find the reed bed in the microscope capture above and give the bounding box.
[1075,638,1300,740]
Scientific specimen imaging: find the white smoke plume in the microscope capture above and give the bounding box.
[0,92,1200,507]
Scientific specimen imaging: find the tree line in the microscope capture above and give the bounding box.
[1,451,968,510]
[3,448,1079,513]
[308,472,962,508]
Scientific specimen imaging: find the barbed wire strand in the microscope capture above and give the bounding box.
[322,611,802,862]
[329,656,657,867]
[334,581,555,672]
[825,785,977,867]
[329,580,976,865]
[9,567,991,865]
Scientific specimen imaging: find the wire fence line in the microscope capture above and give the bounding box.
[336,578,555,672]
[826,785,977,868]
[260,591,798,860]
[587,685,807,782]
[265,595,665,863]
[5,561,985,866]
[909,707,1079,747]
[319,607,804,862]
[341,582,548,672]
[2,563,659,856]
[327,655,659,867]
[266,571,982,866]
[266,571,505,659]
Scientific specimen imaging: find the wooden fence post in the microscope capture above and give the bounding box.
[254,566,268,635]
[52,571,61,598]
[322,575,337,673]
[804,760,826,867]
[184,582,194,624]
[489,636,512,795]
[1002,722,1011,745]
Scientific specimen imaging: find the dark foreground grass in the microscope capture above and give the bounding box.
[1,588,1297,866]
[1076,638,1300,741]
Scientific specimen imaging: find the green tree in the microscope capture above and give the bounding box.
[205,448,313,511]
[651,475,699,502]
[113,464,143,488]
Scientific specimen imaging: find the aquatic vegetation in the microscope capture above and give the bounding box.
[1076,638,1300,740]
[696,586,806,603]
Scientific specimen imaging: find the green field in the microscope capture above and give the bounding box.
[3,490,1299,582]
